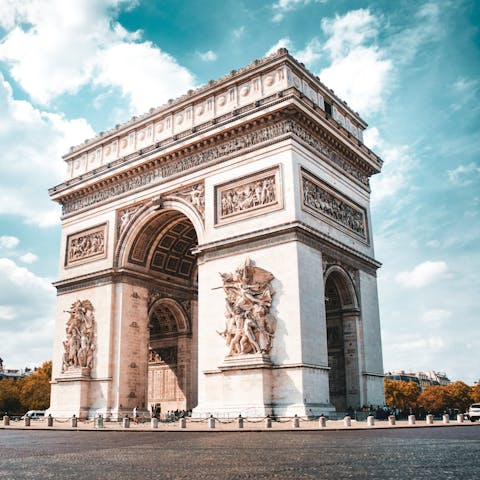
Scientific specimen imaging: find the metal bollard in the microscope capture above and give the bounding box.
[426,414,434,425]
[238,415,244,429]
[3,415,10,426]
[71,415,77,428]
[408,415,416,425]
[179,417,186,429]
[367,415,375,426]
[292,415,300,428]
[388,415,396,426]
[457,414,464,423]
[265,416,272,429]
[151,417,159,429]
[343,415,351,427]
[208,415,215,429]
[24,416,31,427]
[97,414,103,428]
[442,414,449,424]
[319,416,327,428]
[123,417,130,428]
[47,414,53,427]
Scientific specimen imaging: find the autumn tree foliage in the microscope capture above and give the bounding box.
[0,378,22,414]
[0,361,52,415]
[384,379,420,412]
[19,361,52,411]
[418,381,474,413]
[471,383,480,403]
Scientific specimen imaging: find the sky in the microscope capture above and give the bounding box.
[0,0,478,384]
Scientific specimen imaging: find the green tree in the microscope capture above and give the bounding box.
[19,361,52,410]
[384,379,420,412]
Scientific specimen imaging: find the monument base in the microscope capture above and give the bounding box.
[193,356,337,419]
[49,375,91,419]
[193,354,273,418]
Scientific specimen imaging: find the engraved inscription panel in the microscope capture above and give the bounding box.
[215,167,282,225]
[65,223,107,267]
[301,170,368,241]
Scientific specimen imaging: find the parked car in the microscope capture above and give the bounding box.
[467,404,480,422]
[22,410,45,420]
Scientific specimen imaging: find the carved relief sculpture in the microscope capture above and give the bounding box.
[172,183,205,219]
[218,258,276,356]
[65,223,107,267]
[301,171,367,240]
[216,167,282,224]
[118,204,143,236]
[61,300,96,373]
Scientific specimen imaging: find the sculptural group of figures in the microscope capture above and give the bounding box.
[220,176,276,217]
[68,231,105,261]
[302,178,366,237]
[62,300,95,372]
[219,259,276,356]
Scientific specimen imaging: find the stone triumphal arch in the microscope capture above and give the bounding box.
[48,49,384,419]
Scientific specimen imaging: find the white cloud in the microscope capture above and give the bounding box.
[94,41,195,113]
[0,258,55,365]
[197,50,217,62]
[19,252,38,264]
[0,0,196,113]
[420,309,452,325]
[447,162,480,186]
[272,0,327,22]
[0,258,53,292]
[0,235,19,249]
[390,335,446,354]
[453,76,479,93]
[319,9,392,114]
[0,305,16,320]
[266,38,293,57]
[295,38,322,67]
[366,127,414,204]
[265,37,321,68]
[321,9,378,58]
[0,73,95,226]
[232,25,245,39]
[395,261,449,288]
[389,1,442,65]
[320,46,392,113]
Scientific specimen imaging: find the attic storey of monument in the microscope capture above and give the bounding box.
[48,49,384,420]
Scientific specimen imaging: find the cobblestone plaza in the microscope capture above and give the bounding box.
[0,426,479,479]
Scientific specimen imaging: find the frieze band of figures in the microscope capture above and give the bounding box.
[61,118,370,216]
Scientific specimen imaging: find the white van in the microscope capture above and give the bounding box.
[23,410,45,420]
[467,403,480,422]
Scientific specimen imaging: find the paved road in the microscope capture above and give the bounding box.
[0,426,478,479]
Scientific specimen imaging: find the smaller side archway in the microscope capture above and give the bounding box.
[148,298,195,415]
[324,265,362,412]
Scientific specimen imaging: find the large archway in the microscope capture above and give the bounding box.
[119,206,199,417]
[324,266,361,412]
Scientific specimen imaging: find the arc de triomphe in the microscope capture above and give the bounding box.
[48,49,384,419]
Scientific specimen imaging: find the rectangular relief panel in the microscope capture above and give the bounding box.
[215,166,283,225]
[65,222,108,267]
[301,169,369,243]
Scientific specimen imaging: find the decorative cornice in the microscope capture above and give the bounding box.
[53,267,196,295]
[54,102,379,219]
[63,49,367,159]
[193,220,381,275]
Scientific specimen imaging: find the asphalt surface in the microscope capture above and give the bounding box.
[0,426,479,479]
